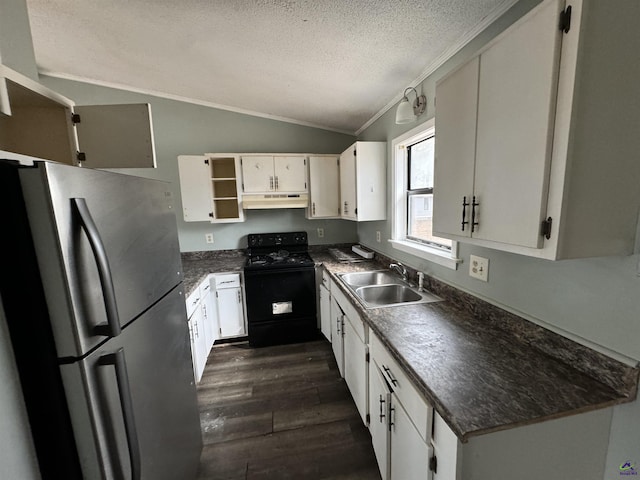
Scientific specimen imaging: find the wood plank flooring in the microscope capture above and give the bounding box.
[196,339,382,480]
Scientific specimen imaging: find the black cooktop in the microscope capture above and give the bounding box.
[245,232,315,270]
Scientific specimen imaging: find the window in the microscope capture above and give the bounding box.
[390,120,460,269]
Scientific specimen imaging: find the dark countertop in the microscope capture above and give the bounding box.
[180,245,638,443]
[181,250,246,296]
[311,248,639,443]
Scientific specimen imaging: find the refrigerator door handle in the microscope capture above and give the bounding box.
[72,197,121,337]
[98,348,142,480]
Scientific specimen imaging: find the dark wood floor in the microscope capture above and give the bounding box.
[196,339,382,480]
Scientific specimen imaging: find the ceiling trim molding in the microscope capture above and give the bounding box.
[38,70,356,136]
[354,0,520,136]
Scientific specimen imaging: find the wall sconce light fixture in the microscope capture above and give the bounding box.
[395,87,427,124]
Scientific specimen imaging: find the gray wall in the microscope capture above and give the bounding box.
[40,76,358,252]
[0,0,38,80]
[356,1,640,475]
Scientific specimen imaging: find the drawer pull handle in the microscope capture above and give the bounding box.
[379,395,386,422]
[382,365,398,386]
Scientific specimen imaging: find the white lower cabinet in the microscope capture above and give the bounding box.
[200,278,217,353]
[186,287,207,383]
[319,281,332,341]
[370,330,433,480]
[369,365,391,479]
[390,394,432,480]
[330,295,345,377]
[213,273,246,339]
[343,313,368,425]
[330,279,370,425]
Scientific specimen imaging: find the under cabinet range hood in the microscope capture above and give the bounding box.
[242,193,309,209]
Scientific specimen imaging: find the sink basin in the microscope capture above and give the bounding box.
[340,270,401,287]
[337,269,443,308]
[355,284,422,306]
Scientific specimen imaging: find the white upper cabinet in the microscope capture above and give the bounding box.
[240,154,307,193]
[339,141,386,222]
[177,154,244,223]
[308,155,340,219]
[434,0,640,259]
[0,64,156,168]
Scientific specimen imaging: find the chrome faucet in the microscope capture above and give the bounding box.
[389,262,408,282]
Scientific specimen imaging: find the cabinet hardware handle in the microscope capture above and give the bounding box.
[312,202,316,215]
[388,405,395,432]
[471,196,480,233]
[379,395,386,422]
[275,176,279,190]
[461,196,470,231]
[269,176,274,190]
[237,290,241,303]
[336,317,341,335]
[343,201,348,214]
[382,365,398,386]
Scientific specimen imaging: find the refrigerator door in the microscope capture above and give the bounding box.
[60,286,202,480]
[19,161,182,357]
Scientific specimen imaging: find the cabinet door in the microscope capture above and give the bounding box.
[189,307,208,382]
[217,287,246,338]
[319,283,332,341]
[177,155,213,222]
[329,296,344,376]
[369,365,391,480]
[309,155,340,218]
[274,155,307,192]
[472,0,563,248]
[390,395,432,480]
[200,281,217,352]
[432,411,460,480]
[74,104,156,169]
[241,155,274,192]
[340,144,357,220]
[433,57,478,239]
[344,315,368,425]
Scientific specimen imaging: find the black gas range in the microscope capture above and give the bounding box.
[243,232,318,347]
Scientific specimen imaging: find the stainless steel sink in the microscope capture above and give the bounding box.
[337,270,443,308]
[340,270,400,287]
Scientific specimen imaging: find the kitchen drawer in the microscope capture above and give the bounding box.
[370,330,431,442]
[186,288,201,318]
[330,279,367,343]
[213,273,241,289]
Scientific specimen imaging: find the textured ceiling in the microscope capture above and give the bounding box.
[25,0,516,134]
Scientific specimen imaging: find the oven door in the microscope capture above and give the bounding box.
[244,267,317,346]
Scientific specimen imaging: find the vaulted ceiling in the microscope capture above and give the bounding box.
[25,0,517,134]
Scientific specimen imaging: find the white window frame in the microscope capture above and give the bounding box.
[389,119,462,270]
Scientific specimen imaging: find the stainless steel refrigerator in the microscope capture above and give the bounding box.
[0,159,202,479]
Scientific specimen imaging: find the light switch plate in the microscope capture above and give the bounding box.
[469,255,489,281]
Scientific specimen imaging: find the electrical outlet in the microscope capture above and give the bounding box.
[376,231,381,242]
[205,233,214,244]
[469,255,489,281]
[317,228,324,238]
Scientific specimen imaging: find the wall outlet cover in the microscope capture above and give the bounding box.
[469,254,489,281]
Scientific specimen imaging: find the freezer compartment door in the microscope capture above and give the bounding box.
[60,287,202,480]
[20,161,183,357]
